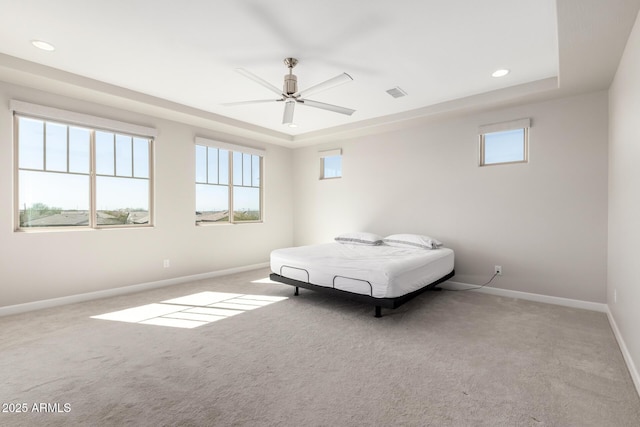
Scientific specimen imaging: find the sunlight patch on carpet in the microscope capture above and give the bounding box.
[91,291,287,329]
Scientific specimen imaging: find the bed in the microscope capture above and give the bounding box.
[269,233,455,317]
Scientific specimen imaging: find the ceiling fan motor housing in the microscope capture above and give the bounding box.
[284,73,297,95]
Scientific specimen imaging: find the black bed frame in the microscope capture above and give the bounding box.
[269,270,455,318]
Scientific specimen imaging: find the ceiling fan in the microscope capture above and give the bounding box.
[223,58,355,126]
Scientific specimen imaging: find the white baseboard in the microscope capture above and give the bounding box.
[0,262,270,317]
[606,307,640,398]
[443,281,608,312]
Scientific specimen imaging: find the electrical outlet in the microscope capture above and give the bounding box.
[495,265,502,276]
[163,259,170,268]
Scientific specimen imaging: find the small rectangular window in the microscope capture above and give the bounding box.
[319,149,342,179]
[479,119,530,166]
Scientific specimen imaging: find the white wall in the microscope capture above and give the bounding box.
[0,81,293,308]
[608,11,640,389]
[293,91,609,303]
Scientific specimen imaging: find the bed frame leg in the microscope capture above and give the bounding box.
[294,287,299,296]
[375,306,382,318]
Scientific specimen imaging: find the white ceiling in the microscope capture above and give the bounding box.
[0,0,639,146]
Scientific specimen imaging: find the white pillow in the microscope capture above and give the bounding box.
[335,232,383,246]
[383,233,443,249]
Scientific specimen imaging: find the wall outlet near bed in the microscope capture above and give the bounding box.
[163,259,171,268]
[495,265,503,276]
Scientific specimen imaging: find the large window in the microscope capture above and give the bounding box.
[195,138,263,224]
[479,118,530,166]
[13,102,154,230]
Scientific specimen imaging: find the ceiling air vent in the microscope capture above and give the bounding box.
[386,87,407,98]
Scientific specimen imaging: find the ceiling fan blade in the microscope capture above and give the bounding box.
[235,68,284,96]
[295,73,353,98]
[282,101,295,125]
[297,99,355,116]
[222,99,282,107]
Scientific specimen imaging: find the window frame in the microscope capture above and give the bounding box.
[194,137,264,225]
[12,101,156,231]
[478,118,530,167]
[319,148,342,180]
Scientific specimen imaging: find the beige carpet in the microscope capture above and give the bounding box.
[1,267,639,426]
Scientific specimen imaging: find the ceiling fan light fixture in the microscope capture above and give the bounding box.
[492,68,510,78]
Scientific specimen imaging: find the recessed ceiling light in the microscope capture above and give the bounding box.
[492,69,510,78]
[31,40,55,51]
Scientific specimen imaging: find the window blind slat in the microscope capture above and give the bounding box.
[10,100,157,138]
[479,118,531,134]
[195,137,265,157]
[318,149,342,158]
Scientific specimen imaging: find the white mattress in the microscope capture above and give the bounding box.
[270,243,454,298]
